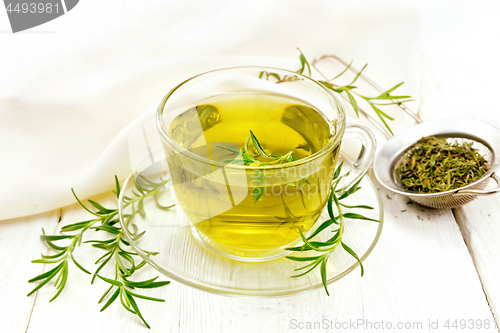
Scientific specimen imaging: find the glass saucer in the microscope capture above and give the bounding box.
[118,150,384,297]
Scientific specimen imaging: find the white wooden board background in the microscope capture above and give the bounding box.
[2,0,500,332]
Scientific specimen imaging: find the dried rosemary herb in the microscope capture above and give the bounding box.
[396,136,489,193]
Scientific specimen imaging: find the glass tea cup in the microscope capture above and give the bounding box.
[156,66,376,261]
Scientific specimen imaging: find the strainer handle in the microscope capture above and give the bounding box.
[336,124,377,191]
[455,173,500,196]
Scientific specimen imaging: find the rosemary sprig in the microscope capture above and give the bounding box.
[28,175,172,328]
[260,49,413,136]
[218,130,298,166]
[286,162,379,295]
[217,133,378,295]
[320,66,412,136]
[217,130,303,203]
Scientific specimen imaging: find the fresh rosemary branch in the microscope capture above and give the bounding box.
[286,162,379,296]
[28,175,172,329]
[217,133,379,295]
[217,130,304,203]
[260,49,413,136]
[218,130,298,165]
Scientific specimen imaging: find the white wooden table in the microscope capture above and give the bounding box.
[2,1,500,332]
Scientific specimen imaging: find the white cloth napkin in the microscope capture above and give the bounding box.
[0,0,420,220]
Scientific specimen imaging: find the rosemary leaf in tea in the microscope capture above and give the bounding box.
[396,136,489,193]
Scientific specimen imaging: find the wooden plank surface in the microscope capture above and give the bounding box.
[454,196,500,325]
[412,1,500,328]
[10,186,496,333]
[0,211,60,333]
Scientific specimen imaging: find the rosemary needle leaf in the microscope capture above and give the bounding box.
[348,63,368,86]
[133,230,147,241]
[330,60,353,81]
[320,259,330,296]
[253,187,263,203]
[372,94,412,100]
[337,176,363,200]
[114,175,121,199]
[135,260,147,270]
[333,161,344,179]
[125,292,151,329]
[102,214,117,225]
[216,145,241,155]
[92,225,120,234]
[124,276,159,287]
[138,199,146,216]
[97,275,124,287]
[133,175,145,194]
[28,262,64,283]
[92,243,113,250]
[126,290,165,302]
[95,251,112,264]
[71,253,91,275]
[341,242,364,277]
[100,288,120,312]
[92,254,113,284]
[298,229,329,252]
[31,259,64,264]
[342,213,379,222]
[373,110,394,136]
[119,252,136,272]
[291,260,323,277]
[369,104,395,120]
[85,239,114,244]
[27,265,62,296]
[339,203,374,210]
[50,264,68,302]
[120,238,131,246]
[345,90,359,117]
[71,188,100,217]
[249,130,270,158]
[40,234,74,241]
[297,48,311,76]
[120,289,137,315]
[44,239,67,251]
[154,193,177,209]
[99,284,114,303]
[285,245,312,251]
[88,199,115,214]
[306,219,335,240]
[60,220,93,232]
[326,191,337,224]
[41,251,67,260]
[269,72,281,81]
[384,81,405,95]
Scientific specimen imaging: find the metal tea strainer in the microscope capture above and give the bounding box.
[312,55,500,209]
[373,119,500,209]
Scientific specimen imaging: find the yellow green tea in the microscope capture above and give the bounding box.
[166,92,339,251]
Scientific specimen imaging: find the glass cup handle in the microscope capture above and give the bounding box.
[337,123,377,191]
